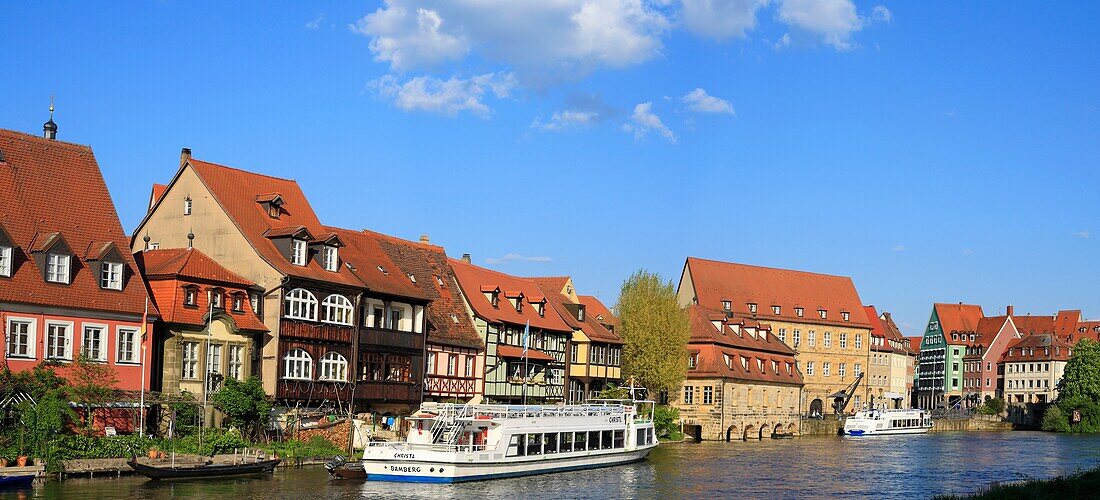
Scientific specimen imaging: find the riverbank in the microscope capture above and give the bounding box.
[799,416,1013,436]
[937,466,1100,499]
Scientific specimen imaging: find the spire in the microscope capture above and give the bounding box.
[43,97,57,140]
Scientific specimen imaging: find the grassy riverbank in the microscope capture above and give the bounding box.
[937,467,1100,499]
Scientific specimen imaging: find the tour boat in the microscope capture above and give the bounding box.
[343,400,658,483]
[843,408,933,436]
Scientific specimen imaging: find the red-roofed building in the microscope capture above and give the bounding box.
[136,248,267,427]
[1,126,157,434]
[530,277,622,403]
[132,150,429,417]
[677,257,872,416]
[1000,334,1073,404]
[864,306,916,408]
[449,258,572,404]
[671,305,803,441]
[369,231,485,402]
[915,303,985,409]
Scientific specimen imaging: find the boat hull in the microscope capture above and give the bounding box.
[361,447,653,483]
[0,474,36,489]
[844,426,931,436]
[127,459,281,480]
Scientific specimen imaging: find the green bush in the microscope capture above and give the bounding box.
[52,434,158,461]
[1042,405,1071,433]
[263,436,343,460]
[654,405,682,440]
[977,397,1005,416]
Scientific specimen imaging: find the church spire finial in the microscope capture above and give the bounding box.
[43,95,58,140]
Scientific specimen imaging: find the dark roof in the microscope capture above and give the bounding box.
[0,128,155,317]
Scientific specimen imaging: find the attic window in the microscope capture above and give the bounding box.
[377,265,388,275]
[818,309,827,319]
[748,303,758,314]
[772,305,781,315]
[450,314,459,324]
[795,307,804,317]
[490,291,499,308]
[842,311,850,322]
[435,275,444,286]
[740,356,748,370]
[515,299,523,313]
[0,245,11,277]
[184,287,198,306]
[45,253,71,284]
[99,261,123,290]
[537,303,545,317]
[772,360,778,373]
[757,358,764,371]
[577,305,585,322]
[322,246,338,272]
[184,197,192,216]
[210,289,224,309]
[721,300,731,311]
[723,354,732,369]
[688,353,697,369]
[291,239,307,266]
[232,294,244,312]
[407,273,416,283]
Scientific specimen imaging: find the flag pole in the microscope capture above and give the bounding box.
[522,320,529,407]
[139,297,149,437]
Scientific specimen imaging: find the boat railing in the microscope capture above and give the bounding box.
[418,402,634,420]
[365,441,491,453]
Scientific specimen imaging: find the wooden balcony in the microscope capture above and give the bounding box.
[355,381,419,402]
[425,375,477,397]
[359,326,423,351]
[276,379,419,404]
[280,320,354,344]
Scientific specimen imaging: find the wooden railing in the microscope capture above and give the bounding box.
[279,320,355,344]
[425,375,477,397]
[276,379,419,403]
[359,327,423,351]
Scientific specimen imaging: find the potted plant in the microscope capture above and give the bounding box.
[16,455,28,467]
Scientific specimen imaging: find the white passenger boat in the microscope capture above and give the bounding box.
[352,400,658,483]
[843,408,933,436]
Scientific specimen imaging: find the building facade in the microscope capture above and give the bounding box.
[671,306,803,441]
[1,126,157,434]
[449,258,571,404]
[531,277,622,403]
[677,257,872,415]
[864,306,915,409]
[1000,334,1072,404]
[914,303,984,410]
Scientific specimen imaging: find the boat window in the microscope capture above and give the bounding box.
[588,431,601,451]
[649,428,656,445]
[508,434,525,457]
[575,431,587,450]
[614,430,624,449]
[544,433,559,454]
[601,430,614,450]
[527,433,543,455]
[561,432,574,452]
[637,429,646,446]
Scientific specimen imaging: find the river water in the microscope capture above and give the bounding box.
[4,432,1099,499]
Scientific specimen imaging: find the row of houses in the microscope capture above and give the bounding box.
[0,122,622,433]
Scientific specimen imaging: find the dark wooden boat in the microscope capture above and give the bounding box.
[0,474,36,489]
[325,457,365,480]
[127,458,280,480]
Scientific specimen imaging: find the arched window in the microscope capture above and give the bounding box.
[284,288,318,321]
[319,351,348,382]
[321,294,353,325]
[284,348,313,380]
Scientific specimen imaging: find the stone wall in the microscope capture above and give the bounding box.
[674,377,802,441]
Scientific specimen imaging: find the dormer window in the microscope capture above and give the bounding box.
[250,292,261,314]
[291,239,307,266]
[772,305,781,315]
[688,353,697,369]
[723,354,732,369]
[722,300,731,311]
[757,358,764,372]
[0,245,10,277]
[99,261,123,290]
[748,303,757,314]
[322,245,338,272]
[184,287,198,306]
[184,197,192,216]
[795,307,804,317]
[818,309,827,319]
[577,305,586,322]
[741,356,748,370]
[46,253,71,284]
[232,294,244,312]
[435,275,445,286]
[842,311,850,322]
[210,290,224,309]
[515,299,523,313]
[490,291,500,308]
[537,303,545,317]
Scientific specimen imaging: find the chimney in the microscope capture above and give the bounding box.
[43,101,57,140]
[419,234,430,244]
[180,147,192,167]
[461,253,471,264]
[1007,305,1014,317]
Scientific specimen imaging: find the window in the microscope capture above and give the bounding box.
[772,305,781,315]
[0,245,11,277]
[6,318,35,358]
[824,332,832,348]
[372,306,384,328]
[95,262,122,290]
[842,312,850,321]
[840,333,847,349]
[806,362,814,376]
[46,322,72,360]
[778,328,787,343]
[46,253,71,284]
[570,343,579,363]
[232,294,244,312]
[426,352,436,373]
[793,330,801,346]
[389,307,404,330]
[819,309,827,319]
[207,344,223,391]
[184,287,197,306]
[211,290,224,309]
[823,362,831,376]
[465,356,475,377]
[319,352,348,382]
[82,324,106,361]
[284,348,313,380]
[748,303,757,314]
[250,292,261,315]
[321,294,353,325]
[688,353,697,369]
[854,363,861,377]
[183,197,192,215]
[722,300,731,311]
[385,355,411,382]
[808,331,816,346]
[228,345,245,380]
[181,341,199,379]
[703,386,713,405]
[323,246,338,272]
[683,385,694,404]
[447,354,457,376]
[839,363,846,377]
[795,307,804,317]
[285,288,318,320]
[855,334,862,349]
[291,239,307,266]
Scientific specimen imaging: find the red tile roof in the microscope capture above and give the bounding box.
[366,230,483,350]
[579,295,619,330]
[185,158,362,288]
[496,344,556,362]
[530,277,622,344]
[0,128,155,317]
[687,307,802,385]
[449,259,572,333]
[1000,334,1073,363]
[689,305,797,356]
[137,251,269,333]
[138,248,256,287]
[865,306,913,354]
[934,303,984,342]
[324,227,426,301]
[149,183,167,209]
[683,257,871,329]
[907,336,923,353]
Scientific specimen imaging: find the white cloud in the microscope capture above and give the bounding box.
[485,253,553,264]
[773,32,792,50]
[681,0,770,40]
[532,110,600,131]
[305,14,325,29]
[681,88,735,115]
[351,0,669,81]
[623,102,676,143]
[777,0,862,50]
[871,5,892,24]
[369,72,516,117]
[892,245,906,252]
[1073,230,1091,239]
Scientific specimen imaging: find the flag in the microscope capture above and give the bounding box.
[521,320,530,356]
[139,297,149,339]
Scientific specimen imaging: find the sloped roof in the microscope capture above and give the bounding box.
[934,303,985,339]
[579,295,619,329]
[138,248,256,287]
[530,277,622,344]
[149,183,167,208]
[1011,314,1057,336]
[687,306,802,385]
[688,305,796,356]
[1000,334,1073,363]
[367,230,483,350]
[907,336,923,353]
[186,158,362,288]
[865,306,913,354]
[449,259,572,333]
[0,128,155,317]
[683,257,871,329]
[324,227,426,301]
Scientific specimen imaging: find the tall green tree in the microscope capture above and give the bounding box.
[617,269,691,396]
[1057,338,1100,403]
[212,377,272,440]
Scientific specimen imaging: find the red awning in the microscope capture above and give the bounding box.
[496,345,555,362]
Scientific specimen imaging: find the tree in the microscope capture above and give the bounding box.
[66,354,118,433]
[1057,339,1100,403]
[978,397,1006,416]
[617,270,691,396]
[212,377,272,440]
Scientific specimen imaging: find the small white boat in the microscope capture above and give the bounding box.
[843,408,933,436]
[355,399,658,483]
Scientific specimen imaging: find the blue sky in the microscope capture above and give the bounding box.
[2,1,1098,334]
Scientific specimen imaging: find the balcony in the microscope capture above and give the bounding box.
[280,320,354,344]
[276,379,419,404]
[425,375,477,397]
[359,326,423,351]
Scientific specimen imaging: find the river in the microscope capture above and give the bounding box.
[4,432,1099,499]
